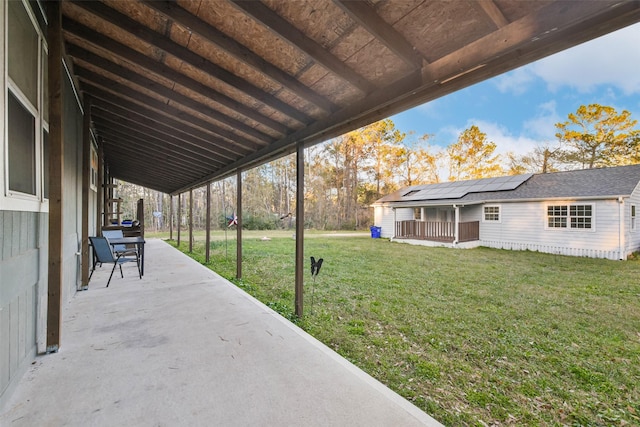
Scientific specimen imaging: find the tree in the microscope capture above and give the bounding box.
[447,125,503,181]
[390,133,441,186]
[362,119,405,198]
[555,104,640,169]
[508,142,564,174]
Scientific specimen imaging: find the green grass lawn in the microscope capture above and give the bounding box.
[169,231,640,426]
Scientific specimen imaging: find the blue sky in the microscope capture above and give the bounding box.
[390,22,640,159]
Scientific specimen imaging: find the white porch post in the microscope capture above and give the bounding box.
[453,205,460,245]
[393,207,397,238]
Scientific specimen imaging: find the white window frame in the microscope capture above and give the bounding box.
[483,204,501,222]
[631,204,636,231]
[1,0,49,212]
[546,203,595,231]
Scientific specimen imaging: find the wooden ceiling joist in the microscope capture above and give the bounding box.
[68,1,313,125]
[231,0,376,94]
[75,68,261,153]
[62,17,292,135]
[91,108,231,165]
[92,115,228,169]
[56,0,639,195]
[332,0,424,69]
[142,0,338,114]
[67,44,274,145]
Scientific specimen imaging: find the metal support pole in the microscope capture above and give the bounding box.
[189,189,193,252]
[295,143,305,317]
[206,182,211,262]
[177,193,182,247]
[236,171,242,279]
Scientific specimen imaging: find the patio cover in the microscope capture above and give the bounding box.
[58,0,640,195]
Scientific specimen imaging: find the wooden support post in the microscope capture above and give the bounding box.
[189,189,193,252]
[81,96,91,290]
[96,142,103,234]
[236,170,242,280]
[169,195,173,240]
[295,143,305,317]
[205,182,211,262]
[177,193,181,247]
[47,0,64,352]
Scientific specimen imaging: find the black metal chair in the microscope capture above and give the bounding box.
[89,236,141,287]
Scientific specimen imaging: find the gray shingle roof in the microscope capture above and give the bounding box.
[375,164,640,206]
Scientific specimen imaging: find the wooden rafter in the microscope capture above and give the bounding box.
[333,0,424,69]
[231,0,375,94]
[476,0,509,29]
[70,1,313,124]
[62,17,292,135]
[142,0,338,114]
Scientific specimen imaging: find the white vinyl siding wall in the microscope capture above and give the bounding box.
[625,183,640,255]
[481,200,622,259]
[375,206,395,238]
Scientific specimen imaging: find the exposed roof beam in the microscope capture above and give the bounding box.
[141,0,338,114]
[231,0,375,94]
[92,104,232,165]
[476,0,509,29]
[99,134,212,179]
[92,114,228,167]
[90,95,244,160]
[74,67,261,153]
[80,81,257,156]
[332,0,423,69]
[71,0,313,124]
[62,17,292,136]
[66,43,273,145]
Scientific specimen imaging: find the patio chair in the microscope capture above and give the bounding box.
[89,236,141,287]
[102,229,138,257]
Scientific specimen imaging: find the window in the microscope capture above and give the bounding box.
[632,205,636,231]
[547,204,592,229]
[8,91,36,194]
[484,205,500,222]
[90,145,98,192]
[570,205,592,229]
[403,190,420,197]
[2,0,48,210]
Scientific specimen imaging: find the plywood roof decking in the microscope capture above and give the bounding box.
[60,0,640,194]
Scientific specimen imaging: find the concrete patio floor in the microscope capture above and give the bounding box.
[1,239,442,426]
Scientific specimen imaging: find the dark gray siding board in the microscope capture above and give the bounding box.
[0,211,42,406]
[0,305,9,395]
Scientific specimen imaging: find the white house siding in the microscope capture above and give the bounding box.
[480,200,624,260]
[625,184,640,256]
[374,206,393,238]
[460,205,482,222]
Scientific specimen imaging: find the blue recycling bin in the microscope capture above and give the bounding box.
[370,226,381,238]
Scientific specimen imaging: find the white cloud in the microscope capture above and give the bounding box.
[469,120,541,158]
[522,101,562,140]
[530,23,640,95]
[494,67,535,95]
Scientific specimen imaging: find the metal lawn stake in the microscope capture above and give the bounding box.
[310,256,323,314]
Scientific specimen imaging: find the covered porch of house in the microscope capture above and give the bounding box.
[393,206,480,245]
[0,239,440,427]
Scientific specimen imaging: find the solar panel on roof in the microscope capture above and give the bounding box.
[399,173,532,201]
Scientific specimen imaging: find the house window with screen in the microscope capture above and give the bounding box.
[483,205,500,222]
[547,204,592,229]
[4,0,48,206]
[632,205,636,231]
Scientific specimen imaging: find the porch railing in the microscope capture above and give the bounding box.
[395,220,479,243]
